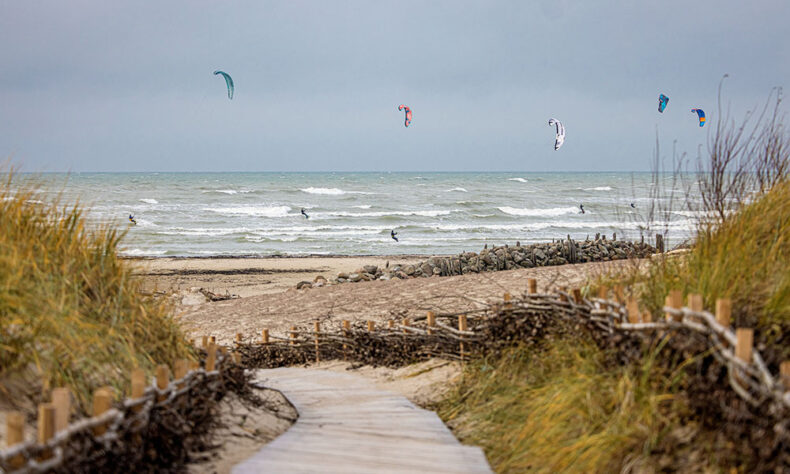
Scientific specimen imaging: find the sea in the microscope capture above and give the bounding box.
[32,172,698,257]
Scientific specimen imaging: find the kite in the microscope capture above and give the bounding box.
[691,108,706,127]
[398,105,412,127]
[658,94,669,113]
[548,118,565,150]
[213,70,234,100]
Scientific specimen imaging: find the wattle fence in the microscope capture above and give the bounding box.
[3,279,789,471]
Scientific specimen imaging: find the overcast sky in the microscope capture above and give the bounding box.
[1,1,788,172]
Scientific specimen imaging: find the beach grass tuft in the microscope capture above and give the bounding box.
[436,338,728,473]
[0,171,193,413]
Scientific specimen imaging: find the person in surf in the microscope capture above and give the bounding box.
[630,202,636,208]
[391,230,399,242]
[301,208,309,219]
[129,214,137,225]
[579,204,585,214]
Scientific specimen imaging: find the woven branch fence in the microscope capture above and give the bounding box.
[233,281,790,468]
[4,279,790,471]
[0,347,254,474]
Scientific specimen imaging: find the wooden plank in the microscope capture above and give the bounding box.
[233,368,491,474]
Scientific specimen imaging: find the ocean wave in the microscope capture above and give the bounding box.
[508,178,528,183]
[324,209,457,218]
[581,186,613,191]
[139,198,158,204]
[498,206,579,217]
[445,187,468,192]
[121,248,167,256]
[204,205,291,217]
[353,205,372,209]
[300,187,372,195]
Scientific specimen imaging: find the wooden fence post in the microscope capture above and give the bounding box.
[387,320,394,329]
[458,315,468,363]
[37,403,55,460]
[314,321,321,363]
[210,336,216,345]
[598,285,608,300]
[572,288,583,304]
[206,344,217,372]
[626,297,640,324]
[51,387,70,433]
[156,365,169,402]
[92,389,112,436]
[781,361,790,388]
[201,336,208,348]
[716,298,732,327]
[261,329,269,344]
[6,411,25,468]
[656,233,664,253]
[667,289,683,321]
[235,333,243,344]
[426,311,436,335]
[528,278,537,295]
[342,320,350,360]
[688,293,704,312]
[736,328,753,363]
[289,326,297,346]
[503,292,512,310]
[402,318,410,334]
[367,321,375,332]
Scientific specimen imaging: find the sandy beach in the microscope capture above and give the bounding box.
[131,255,427,297]
[131,255,641,344]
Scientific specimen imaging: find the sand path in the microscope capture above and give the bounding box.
[232,368,491,474]
[178,259,638,343]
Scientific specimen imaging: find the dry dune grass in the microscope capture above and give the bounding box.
[0,171,193,413]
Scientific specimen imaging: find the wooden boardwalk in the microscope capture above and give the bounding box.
[232,368,492,474]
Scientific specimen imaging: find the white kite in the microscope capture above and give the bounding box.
[548,118,565,150]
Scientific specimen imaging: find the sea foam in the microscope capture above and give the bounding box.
[204,206,291,217]
[498,206,579,217]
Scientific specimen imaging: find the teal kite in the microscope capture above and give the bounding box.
[213,70,234,100]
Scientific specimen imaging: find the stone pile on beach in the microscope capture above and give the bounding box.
[296,236,656,290]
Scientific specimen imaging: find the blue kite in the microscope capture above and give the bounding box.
[691,108,706,127]
[213,70,234,100]
[658,94,669,113]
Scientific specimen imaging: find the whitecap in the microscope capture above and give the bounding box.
[508,178,528,183]
[300,187,372,195]
[215,189,238,195]
[498,206,579,217]
[581,186,613,191]
[353,205,372,209]
[121,248,167,256]
[445,187,468,192]
[203,205,291,217]
[325,209,457,218]
[139,198,158,204]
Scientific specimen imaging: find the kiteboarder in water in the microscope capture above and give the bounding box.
[579,204,585,214]
[630,202,636,209]
[129,214,137,225]
[391,230,399,242]
[301,208,309,219]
